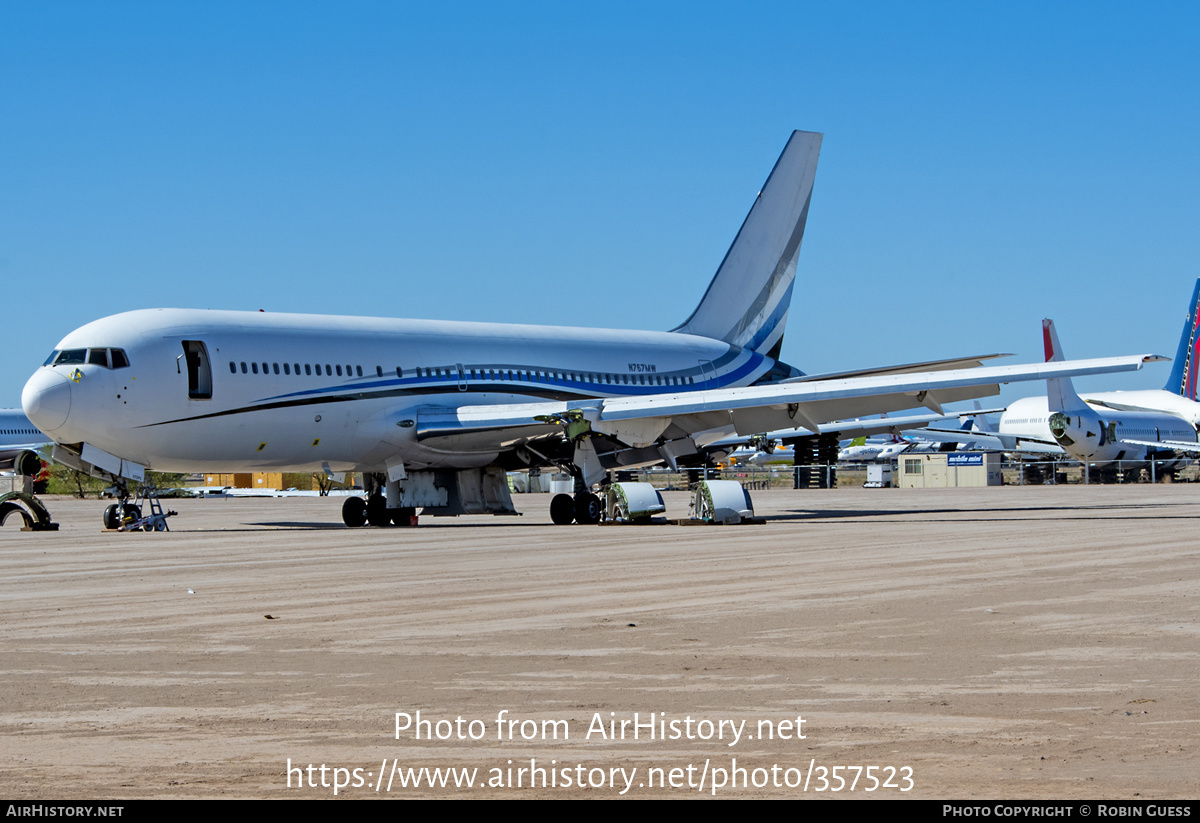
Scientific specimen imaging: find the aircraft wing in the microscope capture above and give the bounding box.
[0,442,50,455]
[784,353,1011,383]
[699,412,976,451]
[1118,438,1200,454]
[415,354,1163,454]
[914,426,1061,452]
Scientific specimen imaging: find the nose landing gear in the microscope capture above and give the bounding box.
[103,480,175,532]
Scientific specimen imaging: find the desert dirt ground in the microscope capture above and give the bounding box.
[0,484,1197,799]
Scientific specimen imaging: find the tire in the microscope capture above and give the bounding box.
[573,492,602,525]
[121,504,142,526]
[549,493,575,525]
[342,496,367,528]
[103,504,120,530]
[366,496,391,528]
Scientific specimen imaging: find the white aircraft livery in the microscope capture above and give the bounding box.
[21,131,1162,528]
[1001,318,1199,468]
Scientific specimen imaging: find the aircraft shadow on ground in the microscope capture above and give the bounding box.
[774,502,1187,523]
[180,501,1191,531]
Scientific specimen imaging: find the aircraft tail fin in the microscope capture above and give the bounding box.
[1043,318,1085,412]
[1164,279,1200,398]
[969,401,995,434]
[672,130,822,357]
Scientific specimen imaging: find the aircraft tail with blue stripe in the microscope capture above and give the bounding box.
[672,130,822,360]
[1165,279,1200,399]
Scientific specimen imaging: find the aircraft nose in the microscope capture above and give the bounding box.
[22,368,72,433]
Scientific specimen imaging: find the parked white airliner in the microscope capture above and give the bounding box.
[21,131,1163,527]
[915,282,1200,472]
[1005,319,1199,468]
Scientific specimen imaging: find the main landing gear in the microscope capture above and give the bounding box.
[549,492,602,525]
[341,495,417,528]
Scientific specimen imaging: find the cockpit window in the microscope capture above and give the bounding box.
[47,348,131,369]
[53,349,87,365]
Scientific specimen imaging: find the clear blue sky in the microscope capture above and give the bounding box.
[3,2,1199,408]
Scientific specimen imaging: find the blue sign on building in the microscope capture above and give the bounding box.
[948,453,984,466]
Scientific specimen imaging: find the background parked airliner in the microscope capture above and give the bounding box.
[21,131,1162,528]
[1036,317,1197,466]
[0,409,48,475]
[916,283,1200,472]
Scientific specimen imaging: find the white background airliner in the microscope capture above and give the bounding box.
[22,132,1162,527]
[1004,317,1199,468]
[908,281,1200,474]
[0,409,49,475]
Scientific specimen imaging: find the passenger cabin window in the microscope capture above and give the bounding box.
[182,340,213,400]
